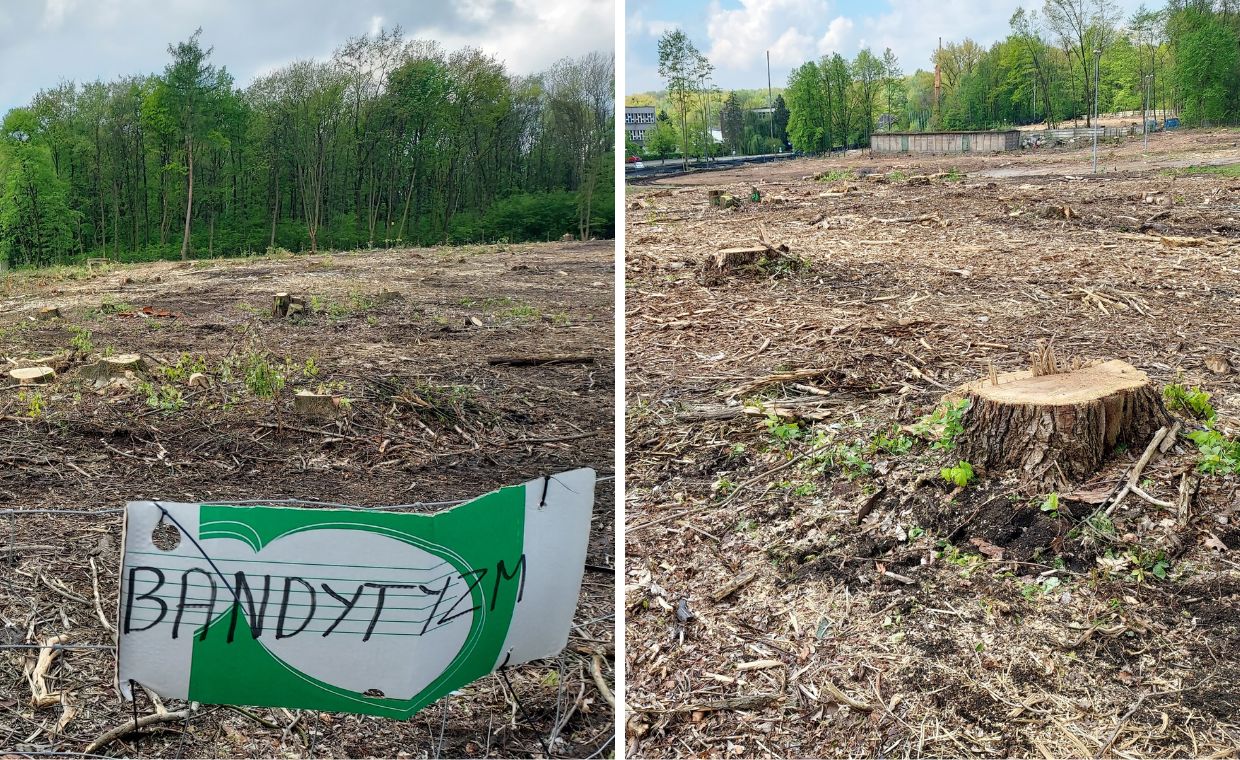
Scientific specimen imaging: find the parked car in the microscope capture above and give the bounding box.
[625,155,641,163]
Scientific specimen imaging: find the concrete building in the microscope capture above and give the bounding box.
[625,106,656,146]
[871,130,1021,154]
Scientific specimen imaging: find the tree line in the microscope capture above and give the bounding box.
[0,28,614,270]
[638,0,1238,159]
[627,87,789,160]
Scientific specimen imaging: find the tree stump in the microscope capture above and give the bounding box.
[293,391,340,419]
[273,293,310,318]
[707,189,723,206]
[80,354,145,383]
[9,367,55,385]
[955,359,1170,486]
[37,307,61,321]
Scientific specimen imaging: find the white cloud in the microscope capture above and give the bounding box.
[42,0,73,29]
[705,0,831,73]
[3,0,614,111]
[627,9,676,39]
[368,15,384,36]
[421,0,613,74]
[817,15,854,55]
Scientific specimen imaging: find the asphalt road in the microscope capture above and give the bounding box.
[625,152,796,179]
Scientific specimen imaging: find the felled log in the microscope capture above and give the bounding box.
[9,367,55,385]
[487,355,596,366]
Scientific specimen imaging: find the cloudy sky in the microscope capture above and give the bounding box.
[626,0,1149,94]
[0,0,614,112]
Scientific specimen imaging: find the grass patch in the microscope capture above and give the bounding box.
[502,303,541,320]
[1167,163,1240,177]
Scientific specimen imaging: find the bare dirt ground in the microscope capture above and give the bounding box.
[625,129,1240,757]
[0,242,615,758]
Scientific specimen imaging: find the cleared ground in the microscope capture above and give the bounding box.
[0,242,615,758]
[625,129,1240,757]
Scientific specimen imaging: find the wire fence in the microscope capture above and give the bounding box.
[0,473,614,519]
[1,471,617,655]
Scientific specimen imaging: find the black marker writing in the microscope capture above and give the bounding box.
[227,572,272,643]
[275,577,317,639]
[320,582,367,637]
[124,566,167,633]
[171,568,217,641]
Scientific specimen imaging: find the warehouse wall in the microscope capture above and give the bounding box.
[870,131,1021,154]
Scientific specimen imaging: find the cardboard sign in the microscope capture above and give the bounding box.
[115,469,595,719]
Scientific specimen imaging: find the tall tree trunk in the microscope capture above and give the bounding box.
[180,137,194,261]
[269,170,279,251]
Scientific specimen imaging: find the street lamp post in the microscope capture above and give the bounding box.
[1092,48,1102,174]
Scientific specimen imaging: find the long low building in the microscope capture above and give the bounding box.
[871,130,1021,154]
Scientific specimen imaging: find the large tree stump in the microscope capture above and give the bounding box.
[80,354,145,384]
[955,359,1170,486]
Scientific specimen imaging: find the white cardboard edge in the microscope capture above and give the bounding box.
[493,467,596,669]
[117,501,202,700]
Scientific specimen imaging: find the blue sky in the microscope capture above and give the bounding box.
[626,0,1148,94]
[0,0,613,113]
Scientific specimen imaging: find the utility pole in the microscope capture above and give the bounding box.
[1092,47,1101,174]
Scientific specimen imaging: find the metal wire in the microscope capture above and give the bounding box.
[0,643,115,650]
[0,473,614,519]
[4,752,118,759]
[498,668,553,757]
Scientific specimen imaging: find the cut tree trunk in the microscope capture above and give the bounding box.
[293,391,340,419]
[37,307,62,321]
[955,359,1170,487]
[9,367,55,385]
[273,293,310,318]
[80,354,145,383]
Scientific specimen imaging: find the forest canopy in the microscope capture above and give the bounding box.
[0,28,615,269]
